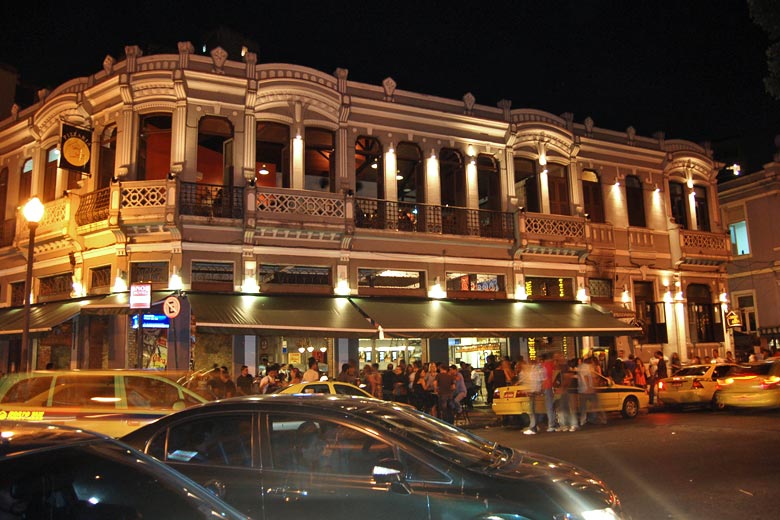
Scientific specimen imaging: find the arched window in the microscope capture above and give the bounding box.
[304,128,335,192]
[439,148,465,207]
[19,158,33,202]
[693,185,710,231]
[668,181,688,229]
[97,125,117,189]
[477,154,500,211]
[137,114,172,181]
[355,136,382,199]
[625,175,646,227]
[43,145,59,202]
[256,122,290,188]
[547,163,570,215]
[396,142,424,203]
[581,170,604,223]
[197,116,234,186]
[513,157,540,212]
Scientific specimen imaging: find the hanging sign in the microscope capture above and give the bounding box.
[725,310,742,328]
[130,284,152,310]
[59,123,92,173]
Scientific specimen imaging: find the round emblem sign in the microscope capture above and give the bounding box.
[62,137,91,167]
[163,296,181,319]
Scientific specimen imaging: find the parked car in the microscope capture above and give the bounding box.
[0,369,207,437]
[492,370,648,421]
[121,394,624,520]
[714,359,780,409]
[0,420,249,519]
[657,363,738,410]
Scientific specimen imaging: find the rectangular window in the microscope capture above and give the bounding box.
[736,294,757,333]
[260,265,331,286]
[191,261,234,292]
[39,273,72,298]
[10,281,25,307]
[446,272,506,292]
[525,276,573,300]
[693,185,710,231]
[726,206,750,256]
[358,269,424,289]
[130,262,169,284]
[633,281,668,344]
[588,278,613,301]
[90,266,112,290]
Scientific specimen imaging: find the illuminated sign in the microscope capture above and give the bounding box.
[131,314,170,329]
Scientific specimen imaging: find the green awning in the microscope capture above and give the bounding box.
[0,298,101,336]
[187,293,378,337]
[349,297,642,338]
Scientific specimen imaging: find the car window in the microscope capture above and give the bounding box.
[162,414,252,467]
[0,376,53,404]
[335,384,366,396]
[268,414,394,476]
[0,442,226,518]
[51,375,117,408]
[124,375,199,409]
[713,365,734,378]
[675,366,708,377]
[302,384,331,394]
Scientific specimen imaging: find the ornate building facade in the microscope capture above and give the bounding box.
[0,43,732,375]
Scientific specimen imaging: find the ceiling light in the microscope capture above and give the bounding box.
[258,164,269,175]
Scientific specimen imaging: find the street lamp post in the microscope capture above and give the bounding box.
[20,197,44,372]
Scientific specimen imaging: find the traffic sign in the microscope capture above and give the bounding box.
[163,296,181,319]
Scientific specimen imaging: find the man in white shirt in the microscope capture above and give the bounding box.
[302,357,320,382]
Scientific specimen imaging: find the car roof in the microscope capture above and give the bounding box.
[0,421,110,456]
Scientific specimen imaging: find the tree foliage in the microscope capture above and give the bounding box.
[748,0,780,99]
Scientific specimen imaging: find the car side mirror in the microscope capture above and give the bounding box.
[172,400,186,411]
[372,458,411,494]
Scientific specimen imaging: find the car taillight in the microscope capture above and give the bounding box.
[760,376,780,390]
[657,381,665,391]
[493,389,501,398]
[692,379,704,390]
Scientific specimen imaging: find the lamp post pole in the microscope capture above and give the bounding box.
[20,197,44,373]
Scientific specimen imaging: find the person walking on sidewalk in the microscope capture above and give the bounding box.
[541,352,559,432]
[522,359,545,435]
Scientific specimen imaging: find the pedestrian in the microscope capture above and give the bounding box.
[217,366,237,399]
[649,350,667,405]
[258,364,281,394]
[236,365,254,395]
[521,359,545,435]
[556,358,579,431]
[434,363,456,423]
[369,362,383,399]
[382,363,395,400]
[670,352,682,374]
[336,363,354,383]
[610,359,630,385]
[483,355,498,405]
[450,365,468,413]
[633,357,648,391]
[302,357,319,382]
[577,356,604,427]
[541,352,559,432]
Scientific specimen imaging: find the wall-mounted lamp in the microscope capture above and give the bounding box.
[428,276,447,299]
[113,269,128,293]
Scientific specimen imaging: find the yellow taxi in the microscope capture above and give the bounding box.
[492,370,648,420]
[657,363,737,410]
[277,380,374,398]
[0,369,207,437]
[714,359,780,409]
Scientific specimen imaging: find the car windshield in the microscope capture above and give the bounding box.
[674,366,709,377]
[359,403,509,468]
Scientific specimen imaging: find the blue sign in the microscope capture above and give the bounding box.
[131,314,170,329]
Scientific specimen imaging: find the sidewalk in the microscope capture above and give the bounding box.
[456,403,502,430]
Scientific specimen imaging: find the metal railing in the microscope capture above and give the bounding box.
[75,187,110,226]
[180,182,244,219]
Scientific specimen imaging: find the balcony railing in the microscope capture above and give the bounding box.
[180,182,243,219]
[75,187,110,226]
[257,187,345,219]
[521,212,585,241]
[680,229,731,258]
[354,198,514,239]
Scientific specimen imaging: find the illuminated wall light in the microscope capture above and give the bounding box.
[72,281,86,298]
[168,272,183,291]
[467,144,476,157]
[428,276,447,299]
[719,291,729,303]
[258,164,269,175]
[113,270,128,293]
[334,279,351,296]
[241,260,259,293]
[576,285,589,303]
[621,285,631,304]
[514,284,529,301]
[538,154,547,166]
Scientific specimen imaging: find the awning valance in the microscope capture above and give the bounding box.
[187,293,377,337]
[80,291,176,315]
[350,297,642,338]
[0,298,102,336]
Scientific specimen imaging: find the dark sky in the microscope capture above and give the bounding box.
[2,0,779,173]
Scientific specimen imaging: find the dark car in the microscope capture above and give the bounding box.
[0,420,250,520]
[121,394,623,519]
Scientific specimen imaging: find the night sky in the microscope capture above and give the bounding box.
[2,0,779,173]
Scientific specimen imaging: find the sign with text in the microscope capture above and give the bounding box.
[725,310,742,328]
[130,283,152,309]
